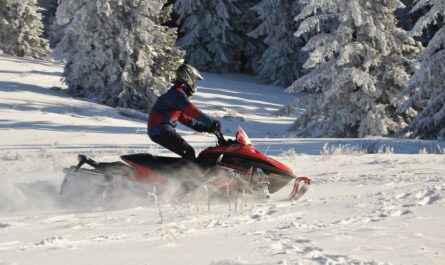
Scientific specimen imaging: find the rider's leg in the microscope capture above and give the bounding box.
[149,130,196,160]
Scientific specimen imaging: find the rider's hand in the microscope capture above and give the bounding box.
[209,120,221,133]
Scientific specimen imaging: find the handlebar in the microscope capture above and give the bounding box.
[214,129,227,146]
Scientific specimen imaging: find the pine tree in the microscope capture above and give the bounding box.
[37,0,58,37]
[397,0,418,30]
[37,0,64,47]
[235,0,265,74]
[396,0,443,44]
[397,0,445,140]
[0,0,50,59]
[249,0,306,86]
[56,0,184,111]
[285,0,421,138]
[174,0,260,73]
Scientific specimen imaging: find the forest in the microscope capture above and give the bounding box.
[1,0,444,139]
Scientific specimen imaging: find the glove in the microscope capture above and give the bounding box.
[194,123,208,133]
[208,120,221,133]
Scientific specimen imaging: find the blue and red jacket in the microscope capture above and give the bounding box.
[148,83,215,136]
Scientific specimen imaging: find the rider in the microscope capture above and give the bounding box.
[148,64,220,160]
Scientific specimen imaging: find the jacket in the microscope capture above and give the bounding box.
[147,83,214,136]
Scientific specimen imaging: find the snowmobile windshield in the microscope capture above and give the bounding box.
[236,126,252,146]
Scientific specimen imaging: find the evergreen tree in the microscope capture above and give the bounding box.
[37,0,65,48]
[397,0,418,30]
[397,0,445,140]
[0,0,50,59]
[174,0,260,73]
[235,0,264,74]
[37,0,58,37]
[396,0,443,44]
[249,0,306,86]
[56,0,184,110]
[285,0,420,138]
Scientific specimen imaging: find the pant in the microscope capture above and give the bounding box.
[149,130,196,160]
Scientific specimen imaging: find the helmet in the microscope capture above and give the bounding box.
[175,64,203,96]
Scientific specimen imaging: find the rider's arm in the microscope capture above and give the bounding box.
[174,90,214,128]
[178,113,208,132]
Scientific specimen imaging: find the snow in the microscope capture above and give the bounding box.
[1,54,445,264]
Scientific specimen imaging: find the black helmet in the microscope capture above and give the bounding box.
[175,64,203,96]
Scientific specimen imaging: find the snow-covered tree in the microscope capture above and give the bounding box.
[234,0,265,74]
[397,0,418,30]
[56,0,184,111]
[396,0,444,44]
[397,0,445,140]
[283,0,421,138]
[249,0,306,86]
[0,0,50,59]
[37,0,57,36]
[37,0,64,47]
[174,0,260,73]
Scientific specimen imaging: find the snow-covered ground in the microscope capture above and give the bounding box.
[1,55,445,265]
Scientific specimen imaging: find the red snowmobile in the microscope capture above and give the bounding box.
[60,127,310,201]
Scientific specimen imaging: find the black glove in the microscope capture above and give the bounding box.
[194,123,208,133]
[208,120,221,133]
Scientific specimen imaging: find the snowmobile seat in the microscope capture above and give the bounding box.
[121,153,197,171]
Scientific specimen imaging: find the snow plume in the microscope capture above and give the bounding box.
[0,151,69,213]
[285,0,421,138]
[0,174,60,213]
[0,153,207,213]
[56,157,217,212]
[56,0,184,111]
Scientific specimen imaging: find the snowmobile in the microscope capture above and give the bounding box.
[60,127,310,202]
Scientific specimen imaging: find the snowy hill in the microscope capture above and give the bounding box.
[1,55,445,265]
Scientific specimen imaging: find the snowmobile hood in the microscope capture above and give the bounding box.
[200,144,294,176]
